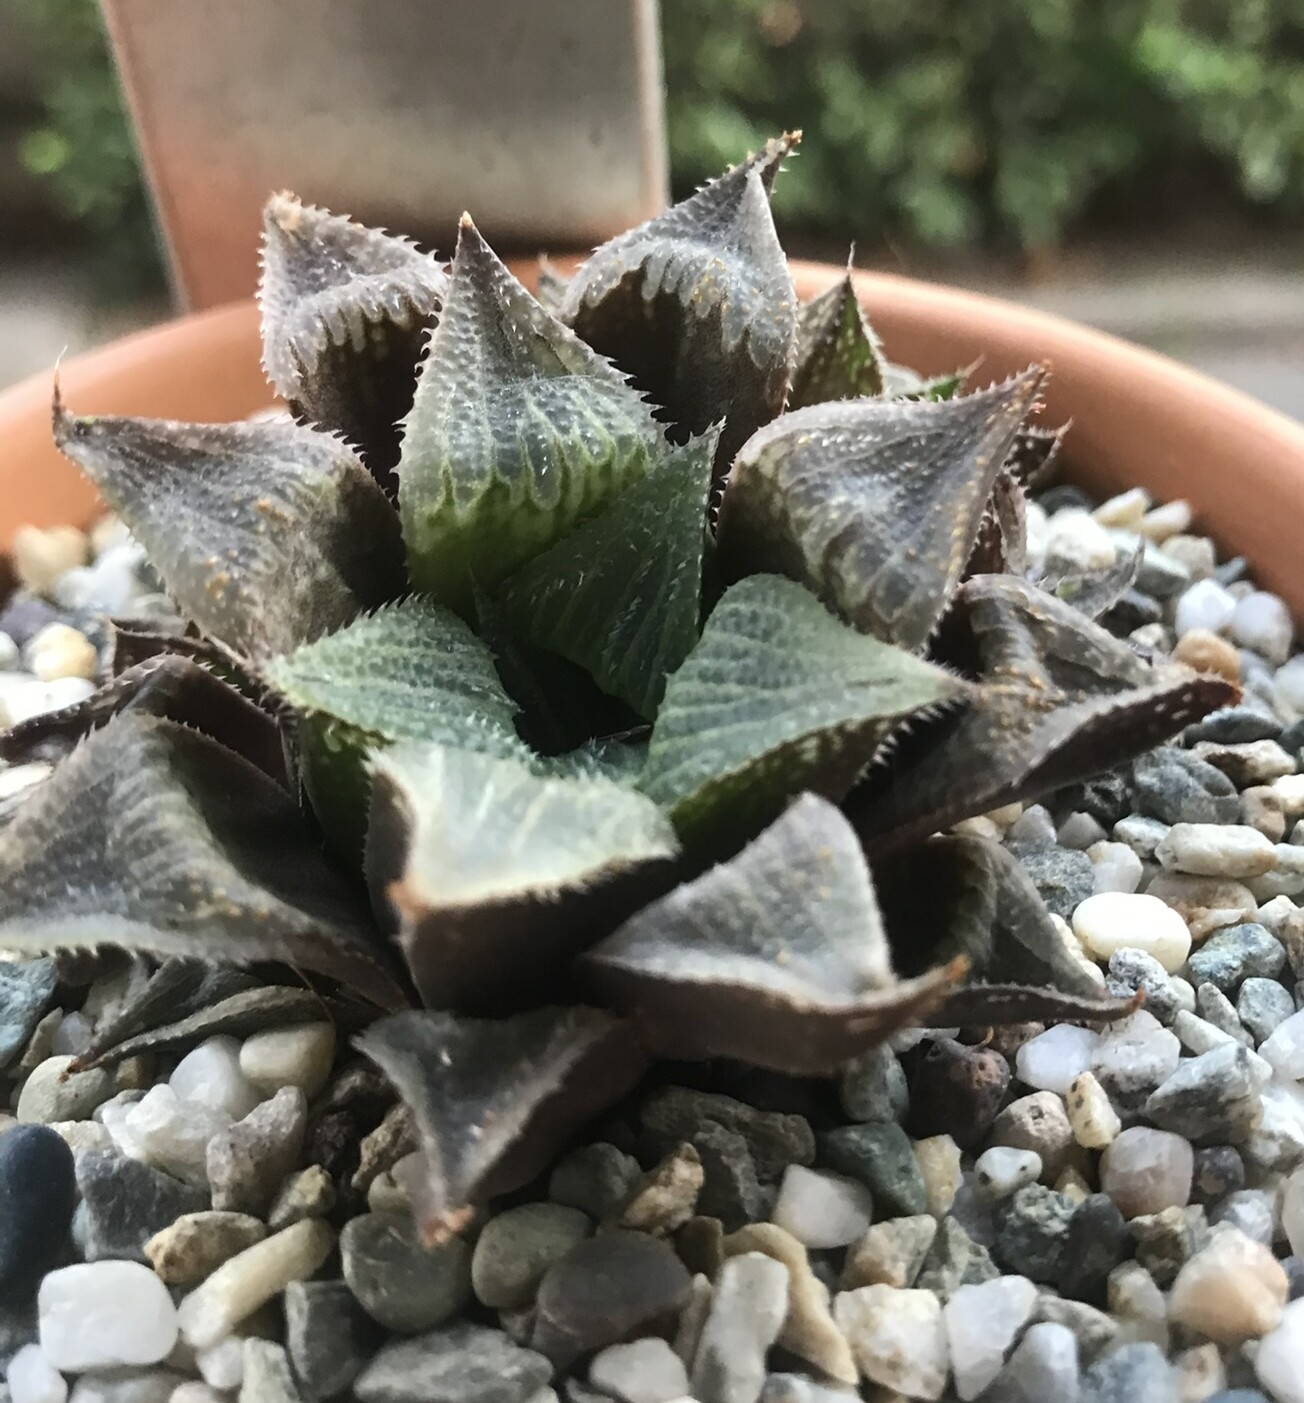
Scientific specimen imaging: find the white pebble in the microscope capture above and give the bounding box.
[52,542,147,615]
[1139,499,1193,542]
[1099,1126,1193,1219]
[1232,591,1294,665]
[6,1344,67,1403]
[1175,578,1237,637]
[1045,510,1117,570]
[195,1337,243,1391]
[238,1023,336,1099]
[1283,1168,1304,1257]
[1271,776,1304,819]
[943,1275,1038,1401]
[1256,1298,1304,1403]
[772,1165,873,1249]
[1247,1077,1304,1172]
[102,1083,231,1186]
[1071,891,1191,972]
[1262,1010,1304,1082]
[50,1012,93,1057]
[1015,1023,1100,1095]
[23,624,97,684]
[1092,487,1151,528]
[974,1148,1041,1201]
[38,1262,178,1372]
[1057,811,1107,850]
[589,1338,689,1403]
[0,676,95,729]
[12,525,89,594]
[169,1038,262,1121]
[1277,655,1304,714]
[1066,1070,1122,1149]
[833,1286,949,1400]
[1088,840,1143,895]
[1156,822,1278,879]
[169,1387,224,1403]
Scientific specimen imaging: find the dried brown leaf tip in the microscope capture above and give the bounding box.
[6,137,1238,1233]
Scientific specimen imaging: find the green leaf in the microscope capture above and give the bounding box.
[851,573,1238,851]
[582,793,962,1074]
[789,272,884,408]
[883,362,973,401]
[357,1006,648,1245]
[366,741,680,1012]
[561,135,799,473]
[53,402,403,663]
[0,714,406,1010]
[499,431,715,719]
[718,369,1046,652]
[258,192,448,491]
[396,217,663,610]
[636,574,967,845]
[264,596,527,856]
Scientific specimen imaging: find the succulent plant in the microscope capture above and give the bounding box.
[0,134,1235,1244]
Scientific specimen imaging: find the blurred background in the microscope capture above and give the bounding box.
[2,0,1303,414]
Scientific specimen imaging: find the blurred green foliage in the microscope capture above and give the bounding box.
[11,0,1304,297]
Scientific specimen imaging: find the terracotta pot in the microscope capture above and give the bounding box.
[3,260,1303,617]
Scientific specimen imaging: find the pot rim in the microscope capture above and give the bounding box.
[2,258,1302,614]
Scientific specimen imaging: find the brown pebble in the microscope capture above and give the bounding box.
[1241,787,1288,842]
[1173,629,1241,683]
[906,1039,1010,1150]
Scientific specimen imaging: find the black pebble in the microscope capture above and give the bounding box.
[1191,1145,1245,1206]
[0,1124,76,1300]
[905,1038,1009,1149]
[1058,1193,1132,1306]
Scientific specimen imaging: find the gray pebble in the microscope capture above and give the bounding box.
[692,1121,771,1230]
[1236,977,1296,1042]
[548,1144,641,1220]
[284,1279,385,1402]
[838,1044,908,1124]
[1034,1295,1119,1365]
[1132,749,1240,825]
[16,1055,113,1124]
[1080,1342,1178,1403]
[1010,842,1095,917]
[1191,1146,1245,1205]
[471,1203,592,1309]
[1106,948,1181,1024]
[1209,1188,1276,1246]
[984,1320,1080,1403]
[341,1211,471,1334]
[76,1147,207,1262]
[1143,1042,1268,1144]
[207,1085,307,1217]
[817,1121,926,1218]
[995,1184,1076,1286]
[1187,924,1287,993]
[1186,707,1283,745]
[639,1088,814,1183]
[353,1323,551,1403]
[914,1215,999,1298]
[1195,983,1254,1046]
[0,961,57,1071]
[1007,804,1058,846]
[1113,815,1171,860]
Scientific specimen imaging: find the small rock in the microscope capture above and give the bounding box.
[1189,924,1287,992]
[1246,1076,1304,1171]
[1241,786,1288,841]
[1190,706,1284,744]
[239,1340,300,1403]
[1080,1342,1177,1403]
[531,1231,690,1370]
[1016,1024,1100,1095]
[1147,872,1260,940]
[340,1211,470,1334]
[0,963,57,1072]
[5,1343,66,1403]
[943,1275,1038,1401]
[989,1091,1076,1181]
[1196,982,1256,1045]
[1192,1145,1245,1207]
[1100,1127,1193,1218]
[1034,1296,1118,1364]
[1144,1041,1270,1144]
[1106,947,1183,1023]
[1212,1187,1276,1245]
[639,1088,814,1184]
[284,1279,383,1402]
[1009,803,1058,845]
[838,1044,908,1124]
[38,1263,177,1371]
[976,1147,1042,1201]
[16,1056,113,1125]
[353,1324,551,1403]
[687,1251,788,1403]
[1193,739,1298,789]
[67,1371,186,1403]
[1256,1297,1304,1403]
[23,624,96,684]
[1090,1010,1182,1115]
[267,1165,336,1231]
[619,1143,703,1236]
[589,1339,688,1403]
[144,1212,267,1288]
[1059,1195,1130,1306]
[1134,748,1241,826]
[176,1219,335,1350]
[1238,978,1296,1042]
[1008,843,1095,918]
[238,1024,336,1101]
[1285,1169,1304,1256]
[0,1125,76,1299]
[833,1285,948,1401]
[907,1039,1009,1147]
[914,1134,963,1216]
[984,1320,1080,1403]
[1128,1205,1194,1287]
[692,1122,770,1230]
[1232,591,1294,664]
[1158,824,1278,880]
[169,1038,261,1122]
[1073,892,1192,971]
[817,1121,927,1217]
[1261,1008,1304,1079]
[101,1085,230,1187]
[771,1166,871,1249]
[1171,1343,1225,1402]
[916,1216,1000,1298]
[1114,814,1173,860]
[75,1149,207,1262]
[1089,840,1144,895]
[1176,579,1237,637]
[11,527,88,594]
[471,1204,592,1310]
[548,1144,641,1220]
[1170,1225,1288,1346]
[841,1215,938,1290]
[1140,499,1193,542]
[207,1086,307,1217]
[1046,510,1117,571]
[1065,1072,1121,1150]
[995,1185,1075,1285]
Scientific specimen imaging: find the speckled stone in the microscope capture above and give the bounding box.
[1080,1342,1178,1403]
[906,1040,1009,1149]
[1143,1041,1270,1145]
[1132,748,1240,826]
[994,1186,1076,1287]
[1188,923,1287,993]
[838,1045,908,1124]
[818,1121,927,1218]
[1058,1193,1131,1306]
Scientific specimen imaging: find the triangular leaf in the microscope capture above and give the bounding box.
[396,217,663,609]
[53,403,403,662]
[637,574,967,846]
[356,1006,649,1245]
[964,471,1028,580]
[258,193,448,489]
[883,362,972,401]
[561,135,799,472]
[0,714,407,1009]
[718,369,1046,651]
[789,272,884,408]
[1004,422,1069,488]
[499,432,716,719]
[366,742,680,1012]
[581,794,962,1073]
[852,574,1237,850]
